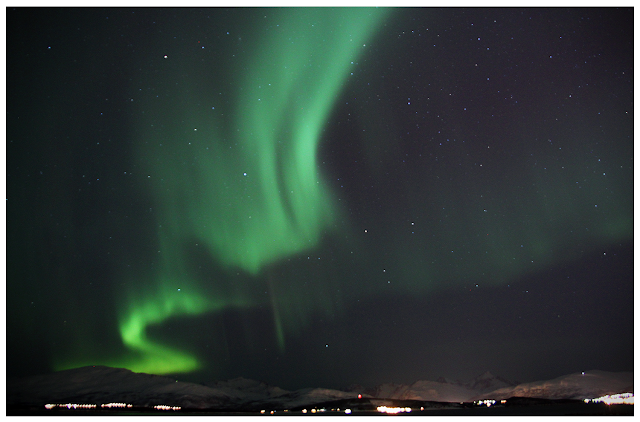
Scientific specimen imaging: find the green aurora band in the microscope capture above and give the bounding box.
[48,9,632,377]
[64,8,389,375]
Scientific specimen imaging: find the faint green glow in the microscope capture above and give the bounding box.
[60,8,389,374]
[157,8,390,275]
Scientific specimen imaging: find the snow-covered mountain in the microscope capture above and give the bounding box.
[353,371,518,403]
[7,365,251,409]
[6,365,633,411]
[6,366,357,410]
[472,370,634,401]
[204,377,289,402]
[467,370,516,393]
[358,380,474,403]
[206,377,360,409]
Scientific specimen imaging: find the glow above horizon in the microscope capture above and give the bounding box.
[54,8,390,375]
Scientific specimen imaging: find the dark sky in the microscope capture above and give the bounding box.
[6,7,633,390]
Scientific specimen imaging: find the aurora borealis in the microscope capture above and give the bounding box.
[116,7,388,373]
[7,8,633,390]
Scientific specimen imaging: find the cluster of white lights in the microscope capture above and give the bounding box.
[154,404,181,410]
[584,393,634,405]
[377,406,412,413]
[101,402,132,408]
[45,403,97,410]
[300,408,327,413]
[475,399,496,407]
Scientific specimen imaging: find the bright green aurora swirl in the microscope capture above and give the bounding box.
[55,8,389,375]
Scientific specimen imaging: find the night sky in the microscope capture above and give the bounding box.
[6,7,634,390]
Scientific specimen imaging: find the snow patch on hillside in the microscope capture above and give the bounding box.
[473,370,633,401]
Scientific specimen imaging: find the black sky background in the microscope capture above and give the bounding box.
[6,7,633,390]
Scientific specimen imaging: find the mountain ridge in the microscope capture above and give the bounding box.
[7,365,633,410]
